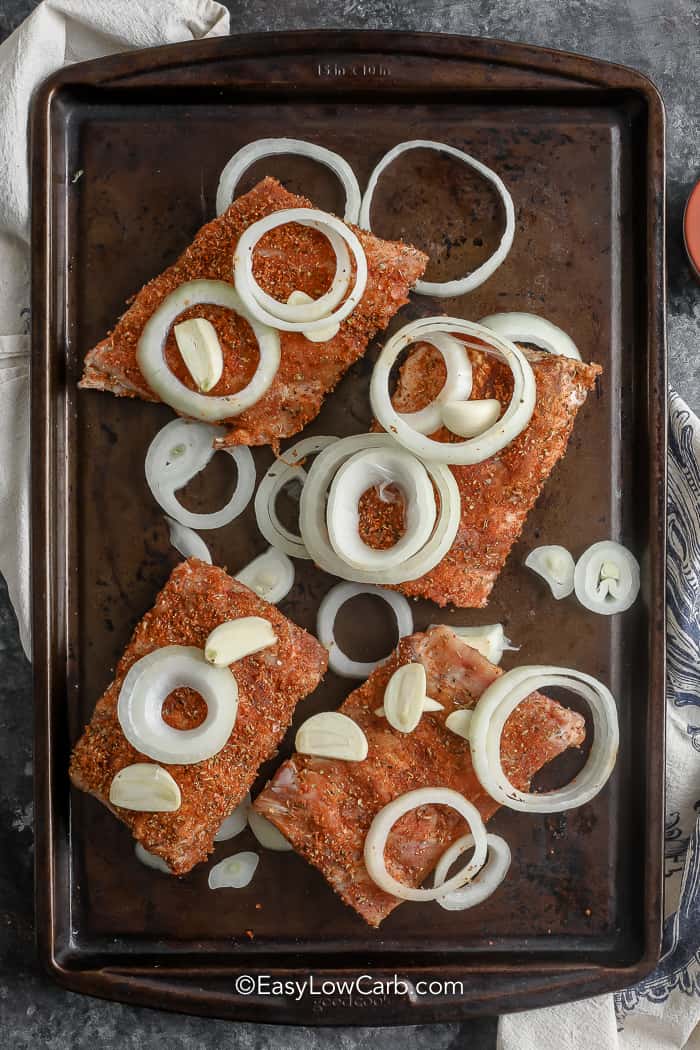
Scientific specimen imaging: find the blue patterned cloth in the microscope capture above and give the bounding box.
[499,394,700,1049]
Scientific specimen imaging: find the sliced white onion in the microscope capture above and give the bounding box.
[204,616,277,666]
[318,582,413,679]
[109,763,181,812]
[441,398,502,439]
[370,318,536,465]
[295,711,368,761]
[255,436,338,559]
[248,807,293,851]
[574,541,641,615]
[174,317,223,392]
[445,708,473,740]
[146,418,256,531]
[363,787,488,901]
[359,140,515,297]
[287,291,340,342]
[326,446,436,571]
[469,665,619,812]
[235,547,295,603]
[134,841,173,874]
[433,833,511,911]
[398,333,473,435]
[299,433,460,584]
[214,793,251,841]
[234,209,368,333]
[430,623,516,666]
[117,645,238,765]
[208,851,259,890]
[137,280,280,421]
[215,138,362,222]
[525,545,575,600]
[479,312,582,361]
[383,663,427,733]
[165,516,212,564]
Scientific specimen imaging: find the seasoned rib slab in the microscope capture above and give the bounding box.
[254,626,585,927]
[79,177,427,449]
[69,559,327,875]
[363,344,601,607]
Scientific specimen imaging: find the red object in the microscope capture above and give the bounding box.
[685,178,700,280]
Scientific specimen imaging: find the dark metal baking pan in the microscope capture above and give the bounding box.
[31,31,666,1023]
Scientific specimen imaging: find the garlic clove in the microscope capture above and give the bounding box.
[441,398,502,439]
[174,317,224,392]
[295,711,368,761]
[109,763,181,812]
[375,694,442,719]
[383,662,427,734]
[204,616,277,666]
[445,709,473,740]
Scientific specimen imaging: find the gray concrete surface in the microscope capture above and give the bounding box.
[1,0,698,1047]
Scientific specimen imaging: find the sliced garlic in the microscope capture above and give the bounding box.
[248,807,293,851]
[295,711,368,761]
[375,695,443,718]
[441,398,501,438]
[208,851,259,890]
[174,317,224,392]
[431,623,516,665]
[109,763,181,812]
[214,792,251,842]
[287,290,340,343]
[525,544,575,600]
[383,662,427,733]
[445,708,473,740]
[134,841,173,874]
[204,616,277,666]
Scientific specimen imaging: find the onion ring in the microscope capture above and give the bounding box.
[480,312,582,360]
[363,787,488,901]
[359,140,515,297]
[117,645,238,765]
[326,446,436,571]
[299,433,460,585]
[137,280,280,421]
[469,665,619,813]
[254,435,338,558]
[370,318,536,464]
[233,209,367,333]
[216,138,362,222]
[317,582,413,679]
[146,419,255,530]
[574,541,640,615]
[398,333,472,435]
[433,832,511,911]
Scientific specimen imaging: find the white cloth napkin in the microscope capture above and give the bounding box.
[499,393,700,1049]
[0,0,229,657]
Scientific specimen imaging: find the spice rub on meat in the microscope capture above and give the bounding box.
[254,625,586,927]
[80,177,428,449]
[362,342,601,607]
[69,559,327,875]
